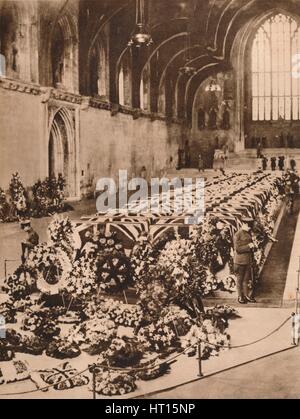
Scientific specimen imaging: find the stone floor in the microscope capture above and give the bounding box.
[0,307,295,399]
[146,345,300,399]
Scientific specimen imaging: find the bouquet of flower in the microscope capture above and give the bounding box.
[1,329,23,347]
[131,238,155,286]
[136,363,172,381]
[96,250,132,295]
[48,215,77,257]
[27,243,72,295]
[0,300,17,324]
[182,320,230,360]
[4,267,34,301]
[19,334,47,356]
[137,319,178,353]
[138,278,170,322]
[64,255,98,300]
[97,337,143,368]
[219,274,237,293]
[31,175,66,217]
[0,187,12,222]
[98,299,143,328]
[91,369,137,396]
[0,346,14,362]
[31,179,53,217]
[9,172,28,218]
[206,305,240,320]
[160,306,193,337]
[200,270,219,296]
[68,317,117,355]
[46,337,81,359]
[22,308,61,340]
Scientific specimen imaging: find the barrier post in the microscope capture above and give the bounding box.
[4,260,7,283]
[92,365,97,400]
[197,340,204,378]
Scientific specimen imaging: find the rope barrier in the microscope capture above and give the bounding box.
[0,366,91,397]
[199,315,292,350]
[0,314,293,397]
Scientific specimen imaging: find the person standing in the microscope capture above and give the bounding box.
[271,157,277,171]
[198,153,204,173]
[262,155,268,171]
[20,220,39,264]
[278,156,285,171]
[256,140,262,159]
[234,217,257,304]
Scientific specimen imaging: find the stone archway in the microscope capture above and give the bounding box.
[48,107,77,199]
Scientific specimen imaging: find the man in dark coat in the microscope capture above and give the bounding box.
[20,220,39,264]
[234,217,256,304]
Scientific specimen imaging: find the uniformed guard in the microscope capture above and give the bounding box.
[20,219,39,263]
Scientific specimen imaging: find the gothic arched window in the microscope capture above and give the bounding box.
[252,13,300,121]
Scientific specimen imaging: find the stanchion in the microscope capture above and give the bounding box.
[197,340,204,378]
[92,365,97,400]
[4,259,18,282]
[292,257,300,346]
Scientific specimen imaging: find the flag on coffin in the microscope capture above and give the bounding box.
[150,217,193,244]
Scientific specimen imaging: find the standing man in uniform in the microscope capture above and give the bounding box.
[20,220,39,264]
[234,217,257,304]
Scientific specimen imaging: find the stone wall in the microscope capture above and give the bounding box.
[0,82,181,198]
[0,86,46,188]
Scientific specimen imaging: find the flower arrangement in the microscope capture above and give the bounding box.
[67,317,117,355]
[137,319,179,353]
[22,308,61,340]
[160,306,193,337]
[0,188,13,222]
[37,362,89,391]
[0,300,17,324]
[4,266,35,301]
[92,369,137,396]
[97,337,143,368]
[19,334,47,356]
[9,172,28,218]
[46,337,81,359]
[182,319,230,360]
[48,215,77,257]
[136,363,172,381]
[138,278,170,322]
[64,255,98,300]
[97,299,143,328]
[96,250,132,295]
[31,176,66,217]
[26,243,72,295]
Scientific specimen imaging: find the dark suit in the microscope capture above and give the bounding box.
[234,228,253,298]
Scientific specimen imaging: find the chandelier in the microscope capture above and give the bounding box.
[178,20,197,77]
[128,0,153,48]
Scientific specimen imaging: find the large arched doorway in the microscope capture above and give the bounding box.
[48,108,77,198]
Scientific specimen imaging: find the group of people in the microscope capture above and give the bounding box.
[260,155,296,171]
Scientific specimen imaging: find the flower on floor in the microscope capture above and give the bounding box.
[182,319,230,360]
[22,308,61,339]
[4,266,36,301]
[91,368,137,396]
[67,317,117,355]
[97,336,143,368]
[160,306,193,337]
[137,319,179,353]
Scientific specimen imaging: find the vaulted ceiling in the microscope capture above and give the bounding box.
[1,0,300,122]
